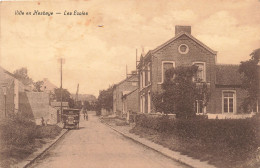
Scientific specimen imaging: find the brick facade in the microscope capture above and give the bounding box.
[137,25,259,115]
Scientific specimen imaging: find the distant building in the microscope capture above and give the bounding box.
[0,66,25,118]
[113,72,138,117]
[41,78,58,94]
[137,25,259,118]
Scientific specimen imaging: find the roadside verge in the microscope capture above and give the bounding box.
[102,122,216,168]
[12,128,68,168]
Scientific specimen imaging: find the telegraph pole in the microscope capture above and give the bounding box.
[59,58,65,122]
[60,58,63,121]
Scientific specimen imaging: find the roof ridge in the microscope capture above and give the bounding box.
[150,32,217,55]
[115,73,138,87]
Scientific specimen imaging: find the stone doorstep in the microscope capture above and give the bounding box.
[11,129,68,168]
[104,123,216,168]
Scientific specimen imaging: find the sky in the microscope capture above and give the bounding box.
[0,0,260,97]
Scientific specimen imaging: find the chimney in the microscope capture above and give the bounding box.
[175,25,191,35]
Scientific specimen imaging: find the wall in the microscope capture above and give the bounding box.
[19,92,51,124]
[214,87,248,114]
[139,34,216,113]
[125,89,139,114]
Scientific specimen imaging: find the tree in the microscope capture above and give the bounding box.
[13,67,33,86]
[96,86,113,112]
[53,88,75,108]
[239,48,260,112]
[33,80,44,92]
[154,65,210,119]
[152,92,164,113]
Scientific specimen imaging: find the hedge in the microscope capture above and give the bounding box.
[135,114,260,150]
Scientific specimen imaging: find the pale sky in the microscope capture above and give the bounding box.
[0,0,260,96]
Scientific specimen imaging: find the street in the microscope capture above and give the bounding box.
[28,112,189,168]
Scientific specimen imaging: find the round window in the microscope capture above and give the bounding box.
[178,44,189,54]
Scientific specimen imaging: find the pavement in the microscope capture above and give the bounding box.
[101,117,216,168]
[26,112,189,168]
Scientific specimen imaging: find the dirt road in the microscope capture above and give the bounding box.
[29,112,188,168]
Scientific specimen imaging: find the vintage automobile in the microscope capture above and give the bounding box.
[62,109,80,129]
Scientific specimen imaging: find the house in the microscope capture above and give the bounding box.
[41,78,58,94]
[0,66,25,118]
[122,88,138,121]
[0,67,61,124]
[113,72,138,117]
[137,25,260,117]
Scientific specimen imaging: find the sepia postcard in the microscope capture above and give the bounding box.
[0,0,260,168]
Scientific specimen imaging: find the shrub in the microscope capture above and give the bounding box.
[0,115,62,167]
[35,125,62,139]
[0,115,37,147]
[135,114,260,152]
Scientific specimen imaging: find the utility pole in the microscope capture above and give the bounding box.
[60,58,63,122]
[59,58,65,122]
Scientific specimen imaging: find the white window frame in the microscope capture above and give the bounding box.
[222,90,236,114]
[192,62,206,82]
[147,63,151,84]
[140,95,143,113]
[195,100,206,114]
[142,70,145,88]
[159,61,175,84]
[139,72,142,89]
[142,94,146,113]
[148,91,151,113]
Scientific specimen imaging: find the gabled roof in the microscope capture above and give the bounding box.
[215,64,243,86]
[151,32,217,55]
[41,78,58,92]
[114,73,138,88]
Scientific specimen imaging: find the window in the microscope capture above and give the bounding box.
[141,95,146,113]
[148,91,151,113]
[178,44,189,54]
[140,72,142,89]
[143,95,146,113]
[161,61,175,83]
[223,91,236,113]
[193,62,206,82]
[142,71,145,88]
[195,100,204,114]
[140,95,143,113]
[147,64,151,84]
